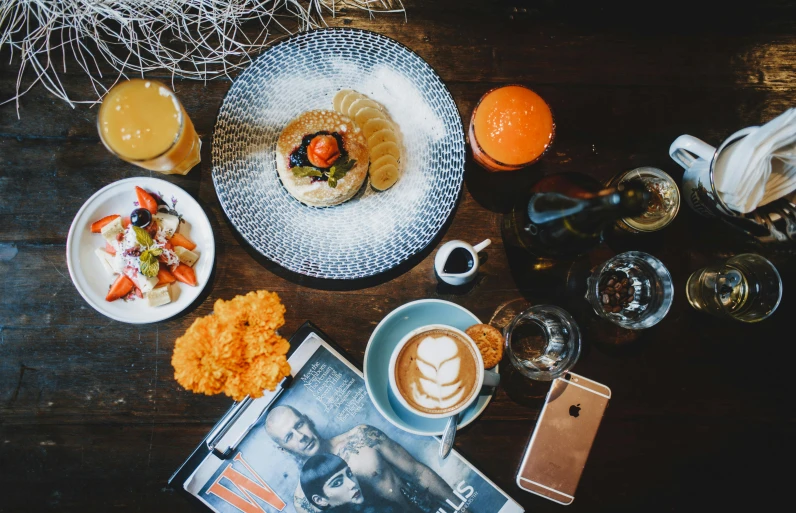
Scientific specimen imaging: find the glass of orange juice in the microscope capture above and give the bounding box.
[98,79,201,175]
[468,84,554,172]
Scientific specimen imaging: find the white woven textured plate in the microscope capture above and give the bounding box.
[212,28,465,279]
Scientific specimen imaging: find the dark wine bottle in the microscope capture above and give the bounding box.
[503,173,650,258]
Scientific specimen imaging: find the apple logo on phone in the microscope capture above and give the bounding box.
[569,404,581,418]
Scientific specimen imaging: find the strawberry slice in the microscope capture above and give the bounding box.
[90,215,120,233]
[122,216,131,228]
[169,233,196,251]
[156,268,176,286]
[105,274,134,302]
[172,263,197,286]
[135,186,159,215]
[105,242,116,256]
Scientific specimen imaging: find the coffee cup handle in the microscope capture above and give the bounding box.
[482,368,500,387]
[669,135,716,169]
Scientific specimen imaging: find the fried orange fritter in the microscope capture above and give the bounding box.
[172,291,291,401]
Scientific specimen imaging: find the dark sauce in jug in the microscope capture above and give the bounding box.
[443,248,474,274]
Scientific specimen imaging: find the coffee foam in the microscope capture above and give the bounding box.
[395,329,478,415]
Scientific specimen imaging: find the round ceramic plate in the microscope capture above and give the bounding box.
[364,299,498,436]
[212,28,465,279]
[66,177,215,324]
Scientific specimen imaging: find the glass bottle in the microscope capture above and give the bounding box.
[503,172,650,258]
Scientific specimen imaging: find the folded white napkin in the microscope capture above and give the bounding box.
[713,108,796,213]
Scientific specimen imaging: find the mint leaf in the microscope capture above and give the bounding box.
[148,247,163,257]
[139,252,159,278]
[335,158,356,175]
[133,226,154,247]
[292,159,356,188]
[292,166,323,178]
[328,158,355,186]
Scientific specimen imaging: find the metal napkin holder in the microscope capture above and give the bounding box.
[679,130,796,247]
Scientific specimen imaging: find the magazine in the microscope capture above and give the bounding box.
[171,322,524,513]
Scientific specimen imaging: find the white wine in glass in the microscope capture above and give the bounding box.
[686,253,782,323]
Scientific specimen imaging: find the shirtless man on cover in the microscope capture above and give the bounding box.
[265,405,454,513]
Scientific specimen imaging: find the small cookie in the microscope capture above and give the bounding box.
[466,323,503,369]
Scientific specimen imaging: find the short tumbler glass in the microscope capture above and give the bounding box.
[686,253,782,323]
[605,167,680,233]
[504,305,581,381]
[586,251,674,330]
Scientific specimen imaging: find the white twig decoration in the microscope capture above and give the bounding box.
[0,0,404,117]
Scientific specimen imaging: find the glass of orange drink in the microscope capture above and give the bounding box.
[98,79,201,175]
[468,84,554,172]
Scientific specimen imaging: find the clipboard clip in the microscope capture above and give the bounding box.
[207,375,294,460]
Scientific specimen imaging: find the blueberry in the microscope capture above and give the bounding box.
[130,208,152,228]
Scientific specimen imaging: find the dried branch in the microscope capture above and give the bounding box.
[0,0,405,117]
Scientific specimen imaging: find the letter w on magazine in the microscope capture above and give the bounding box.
[174,324,524,513]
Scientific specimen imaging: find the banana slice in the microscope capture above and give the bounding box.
[328,89,403,191]
[371,154,399,172]
[370,141,401,162]
[370,164,400,191]
[368,128,399,149]
[339,92,365,117]
[354,107,386,129]
[333,89,357,114]
[347,98,383,119]
[362,118,395,139]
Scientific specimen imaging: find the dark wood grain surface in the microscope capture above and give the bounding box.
[2,1,795,511]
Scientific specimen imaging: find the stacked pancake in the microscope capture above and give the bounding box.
[276,110,369,207]
[276,91,403,207]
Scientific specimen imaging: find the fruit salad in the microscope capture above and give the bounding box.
[89,186,200,306]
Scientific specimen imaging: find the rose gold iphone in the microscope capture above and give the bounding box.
[516,372,611,505]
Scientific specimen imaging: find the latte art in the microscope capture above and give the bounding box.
[394,329,478,415]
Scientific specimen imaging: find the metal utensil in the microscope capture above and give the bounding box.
[439,412,460,459]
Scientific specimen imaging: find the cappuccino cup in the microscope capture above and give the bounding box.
[388,324,499,419]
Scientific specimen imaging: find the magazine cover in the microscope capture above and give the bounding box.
[179,325,523,513]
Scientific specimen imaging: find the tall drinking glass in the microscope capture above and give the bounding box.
[98,79,201,175]
[686,253,782,322]
[503,305,580,381]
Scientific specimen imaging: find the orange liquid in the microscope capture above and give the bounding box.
[471,85,554,170]
[98,79,200,175]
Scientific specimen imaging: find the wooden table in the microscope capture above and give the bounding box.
[2,1,795,510]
